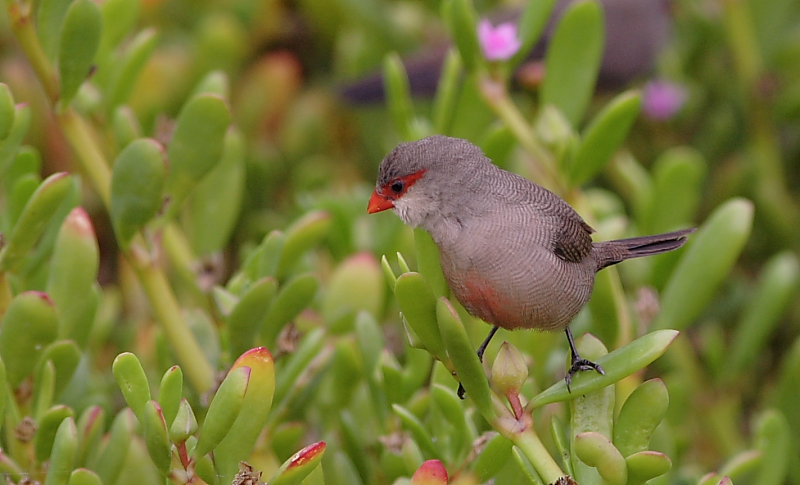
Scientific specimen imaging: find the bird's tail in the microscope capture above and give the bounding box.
[594,228,696,270]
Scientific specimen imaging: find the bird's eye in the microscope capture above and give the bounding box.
[390,181,404,193]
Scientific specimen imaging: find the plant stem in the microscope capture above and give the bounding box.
[478,72,562,191]
[127,243,214,393]
[57,108,112,207]
[6,1,59,103]
[512,425,568,484]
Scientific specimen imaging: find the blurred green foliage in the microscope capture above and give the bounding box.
[0,0,799,483]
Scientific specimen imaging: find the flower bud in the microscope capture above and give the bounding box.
[491,342,528,395]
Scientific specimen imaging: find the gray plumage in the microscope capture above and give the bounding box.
[374,135,693,333]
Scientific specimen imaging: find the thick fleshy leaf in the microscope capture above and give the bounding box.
[168,399,197,443]
[753,409,791,485]
[104,29,159,111]
[193,366,250,459]
[574,432,627,485]
[112,106,142,149]
[653,198,753,330]
[431,50,463,135]
[141,401,172,475]
[0,172,72,271]
[471,432,513,482]
[75,406,105,468]
[0,292,59,386]
[185,128,245,256]
[569,90,641,185]
[414,229,448,299]
[93,409,135,485]
[157,366,183,428]
[443,0,481,71]
[323,253,385,334]
[58,0,102,106]
[37,340,81,398]
[530,330,680,407]
[276,211,332,279]
[725,252,799,379]
[613,379,669,457]
[625,451,672,485]
[540,0,605,127]
[98,0,140,57]
[394,273,447,362]
[260,273,318,347]
[410,459,448,485]
[165,93,232,218]
[214,348,276,483]
[44,417,78,485]
[643,147,706,234]
[384,53,416,141]
[436,297,493,418]
[35,405,75,463]
[66,469,101,485]
[110,138,166,247]
[569,335,614,484]
[0,104,31,177]
[267,441,327,485]
[112,352,151,419]
[393,404,440,459]
[47,207,99,347]
[36,0,73,60]
[510,0,558,68]
[0,83,15,140]
[228,278,278,358]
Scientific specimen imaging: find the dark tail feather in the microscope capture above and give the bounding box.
[595,228,696,270]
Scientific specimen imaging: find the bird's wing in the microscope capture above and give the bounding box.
[552,215,594,263]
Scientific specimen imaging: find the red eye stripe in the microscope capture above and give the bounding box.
[382,169,427,199]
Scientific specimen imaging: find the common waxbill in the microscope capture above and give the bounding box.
[367,135,694,394]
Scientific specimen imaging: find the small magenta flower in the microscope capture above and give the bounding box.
[642,79,687,120]
[477,19,521,61]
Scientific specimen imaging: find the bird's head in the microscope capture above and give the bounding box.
[367,135,488,228]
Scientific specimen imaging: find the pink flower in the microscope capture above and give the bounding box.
[477,19,521,61]
[642,79,687,120]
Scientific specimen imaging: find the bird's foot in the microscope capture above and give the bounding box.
[565,358,605,392]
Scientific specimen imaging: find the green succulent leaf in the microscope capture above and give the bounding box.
[213,347,276,482]
[228,277,278,358]
[569,90,641,186]
[443,0,481,71]
[541,0,605,127]
[0,83,15,140]
[104,28,159,111]
[35,405,75,463]
[36,0,73,61]
[384,53,417,141]
[141,401,172,475]
[436,297,494,419]
[267,441,327,485]
[432,49,463,135]
[193,366,249,459]
[395,273,447,362]
[37,340,81,398]
[66,469,102,485]
[168,399,198,443]
[157,366,183,428]
[165,93,232,218]
[653,198,753,331]
[574,432,627,485]
[93,409,135,485]
[57,0,102,106]
[0,291,59,387]
[109,138,167,247]
[112,352,152,419]
[75,406,105,469]
[46,207,99,347]
[0,172,72,272]
[625,451,672,485]
[0,104,31,178]
[511,0,558,68]
[531,330,680,407]
[44,417,78,485]
[613,379,669,457]
[276,210,332,279]
[261,272,319,347]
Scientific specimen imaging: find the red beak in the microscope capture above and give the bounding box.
[367,190,394,214]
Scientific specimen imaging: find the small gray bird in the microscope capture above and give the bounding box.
[368,135,693,394]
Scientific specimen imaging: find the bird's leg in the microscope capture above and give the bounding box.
[565,327,605,392]
[457,325,500,399]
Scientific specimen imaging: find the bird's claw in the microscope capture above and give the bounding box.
[565,358,605,392]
